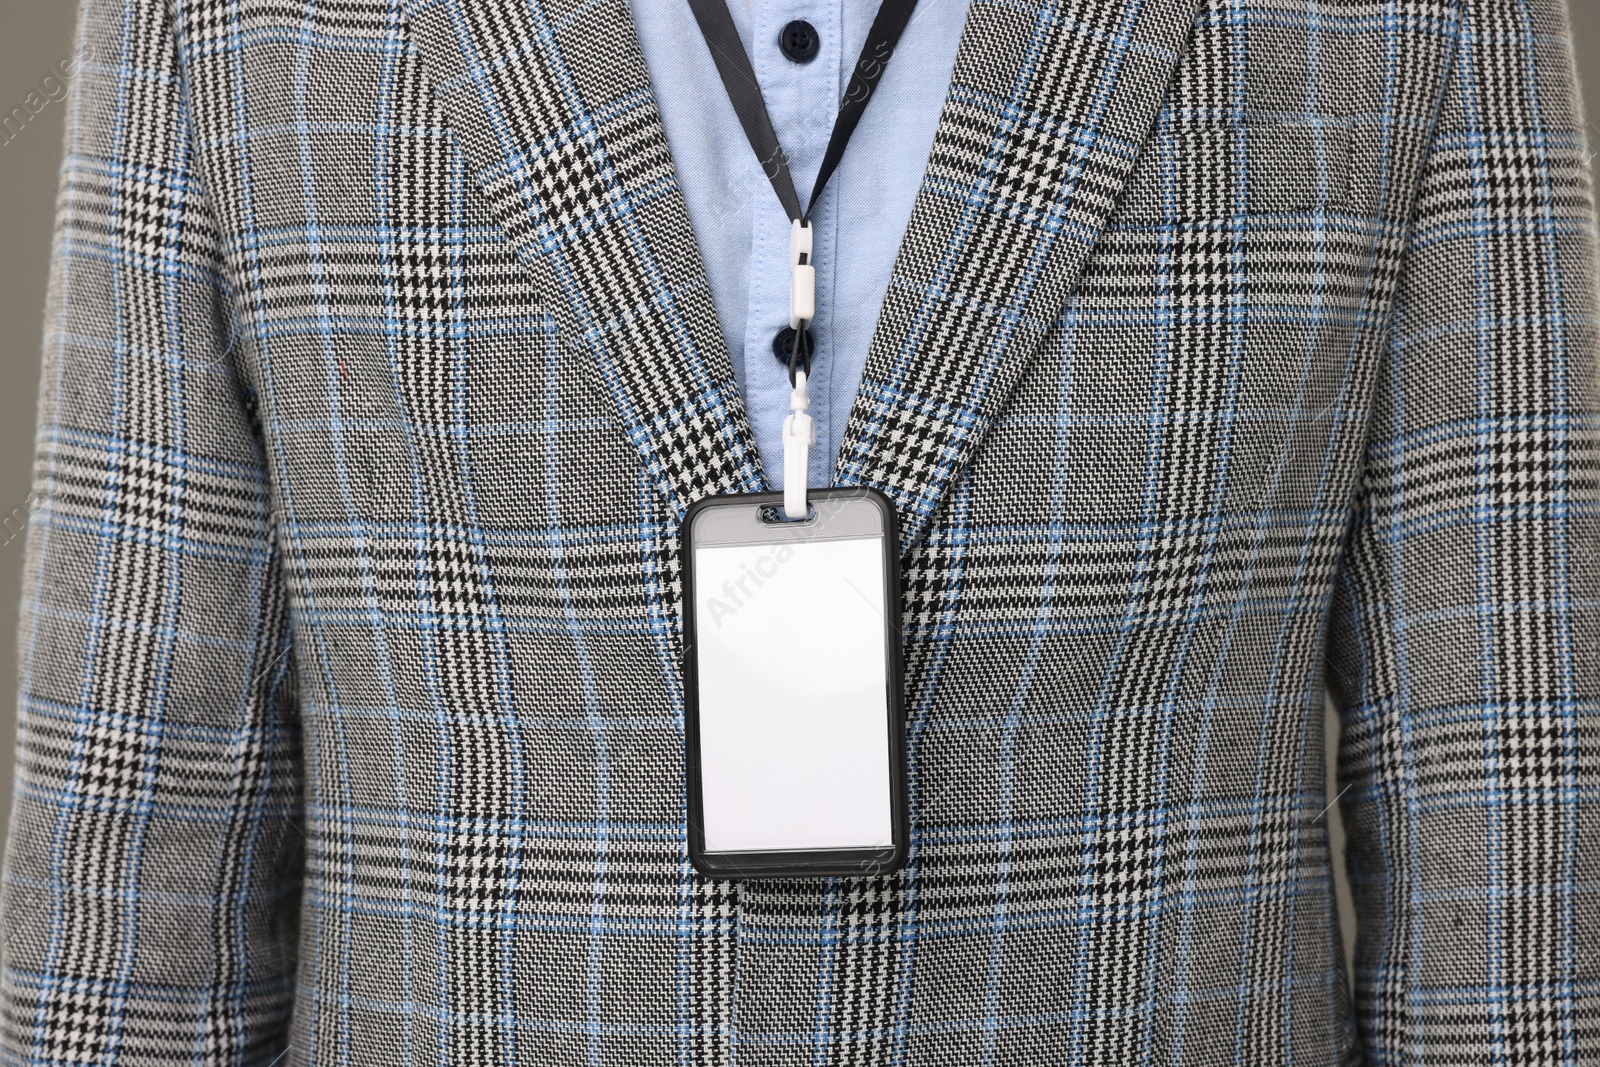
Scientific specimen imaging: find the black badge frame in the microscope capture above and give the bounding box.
[680,486,909,879]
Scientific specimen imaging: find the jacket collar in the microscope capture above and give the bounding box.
[834,0,1205,552]
[402,0,765,517]
[401,0,1202,545]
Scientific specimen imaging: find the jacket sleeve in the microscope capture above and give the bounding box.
[1325,0,1600,1061]
[0,1,303,1064]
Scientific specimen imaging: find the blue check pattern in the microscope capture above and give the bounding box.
[0,0,1595,1063]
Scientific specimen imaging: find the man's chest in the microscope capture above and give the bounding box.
[169,0,1444,640]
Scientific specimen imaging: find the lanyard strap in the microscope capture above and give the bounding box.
[685,0,920,226]
[684,0,917,518]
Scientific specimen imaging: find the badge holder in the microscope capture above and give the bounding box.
[681,486,908,879]
[678,0,919,877]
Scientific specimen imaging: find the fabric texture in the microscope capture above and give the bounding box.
[0,0,1595,1063]
[626,0,969,488]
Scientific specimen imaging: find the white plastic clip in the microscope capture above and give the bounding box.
[782,218,817,519]
[789,219,815,331]
[782,369,815,520]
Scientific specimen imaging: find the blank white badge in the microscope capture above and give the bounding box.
[693,536,894,854]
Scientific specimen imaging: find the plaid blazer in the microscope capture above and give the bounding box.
[1,0,1596,1061]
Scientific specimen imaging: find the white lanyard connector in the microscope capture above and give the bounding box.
[782,369,814,520]
[783,219,816,520]
[789,219,815,331]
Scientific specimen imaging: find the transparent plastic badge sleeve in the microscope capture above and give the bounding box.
[680,486,908,879]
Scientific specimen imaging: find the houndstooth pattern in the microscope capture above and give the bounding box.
[0,0,1594,1062]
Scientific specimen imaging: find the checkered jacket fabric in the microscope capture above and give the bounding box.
[0,0,1595,1061]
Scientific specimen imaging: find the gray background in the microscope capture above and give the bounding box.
[0,0,1596,974]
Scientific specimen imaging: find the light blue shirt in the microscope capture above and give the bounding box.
[628,0,970,488]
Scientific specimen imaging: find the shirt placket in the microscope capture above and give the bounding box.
[743,0,842,489]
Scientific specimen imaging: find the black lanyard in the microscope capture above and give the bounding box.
[685,0,920,375]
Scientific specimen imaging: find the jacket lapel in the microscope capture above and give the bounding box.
[401,0,1203,537]
[836,0,1205,555]
[401,0,765,519]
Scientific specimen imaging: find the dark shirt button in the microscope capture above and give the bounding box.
[779,20,820,63]
[771,325,814,371]
[772,326,799,367]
